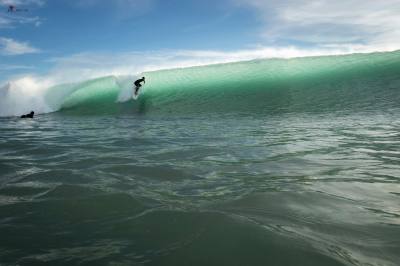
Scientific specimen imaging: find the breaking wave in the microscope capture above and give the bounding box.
[1,50,399,117]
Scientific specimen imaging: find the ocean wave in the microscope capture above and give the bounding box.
[1,50,399,117]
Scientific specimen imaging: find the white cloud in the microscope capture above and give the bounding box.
[233,0,400,50]
[0,16,11,27]
[0,0,44,6]
[0,37,40,55]
[0,64,33,71]
[0,15,41,29]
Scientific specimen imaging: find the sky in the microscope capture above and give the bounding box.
[0,0,400,84]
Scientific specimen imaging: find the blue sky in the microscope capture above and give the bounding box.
[1,0,400,84]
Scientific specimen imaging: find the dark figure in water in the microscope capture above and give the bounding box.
[133,77,145,96]
[21,111,34,118]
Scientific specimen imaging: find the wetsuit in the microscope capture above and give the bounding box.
[134,78,145,95]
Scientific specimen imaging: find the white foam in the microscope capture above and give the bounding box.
[115,75,137,103]
[0,76,55,117]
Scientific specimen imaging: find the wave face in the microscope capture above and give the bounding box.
[1,50,400,116]
[139,50,400,115]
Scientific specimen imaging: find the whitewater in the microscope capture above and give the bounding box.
[0,51,400,266]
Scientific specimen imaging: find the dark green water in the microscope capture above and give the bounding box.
[0,51,400,265]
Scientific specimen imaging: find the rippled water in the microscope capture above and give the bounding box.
[1,110,400,265]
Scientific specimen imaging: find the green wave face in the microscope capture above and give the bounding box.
[56,51,400,115]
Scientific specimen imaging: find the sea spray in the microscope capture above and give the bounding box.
[0,77,55,117]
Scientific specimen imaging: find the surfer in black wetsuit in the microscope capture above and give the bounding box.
[20,111,34,118]
[133,77,145,96]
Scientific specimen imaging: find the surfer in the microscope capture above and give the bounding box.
[20,111,34,118]
[133,77,145,96]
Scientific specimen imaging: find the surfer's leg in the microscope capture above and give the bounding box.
[135,85,141,95]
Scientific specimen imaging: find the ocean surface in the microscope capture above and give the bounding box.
[1,51,400,265]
